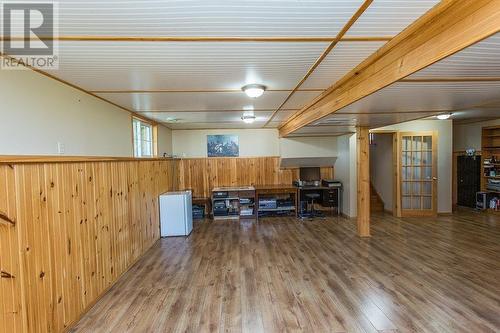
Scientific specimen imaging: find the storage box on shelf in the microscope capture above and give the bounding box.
[480,125,500,211]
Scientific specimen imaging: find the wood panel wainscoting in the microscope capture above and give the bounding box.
[0,157,176,333]
[176,157,334,198]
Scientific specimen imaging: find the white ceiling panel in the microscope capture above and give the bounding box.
[291,125,356,136]
[97,91,291,111]
[167,122,267,130]
[447,108,500,121]
[347,0,440,37]
[47,41,328,90]
[53,0,363,37]
[333,82,500,114]
[408,33,500,78]
[139,111,273,123]
[281,91,323,110]
[302,41,386,89]
[314,111,442,128]
[272,110,298,122]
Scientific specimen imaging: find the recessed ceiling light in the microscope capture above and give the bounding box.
[436,113,452,120]
[242,84,266,98]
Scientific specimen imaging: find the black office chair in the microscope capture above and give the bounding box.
[305,193,323,218]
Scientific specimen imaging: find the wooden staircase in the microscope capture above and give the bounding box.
[370,183,385,213]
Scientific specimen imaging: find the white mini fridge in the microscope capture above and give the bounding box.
[159,191,193,237]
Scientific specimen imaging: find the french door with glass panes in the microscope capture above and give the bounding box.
[399,132,437,217]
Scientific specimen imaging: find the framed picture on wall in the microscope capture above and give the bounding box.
[207,135,239,157]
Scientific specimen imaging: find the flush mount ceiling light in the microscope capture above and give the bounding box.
[242,84,266,98]
[241,110,256,124]
[436,113,452,120]
[241,114,256,124]
[164,117,179,123]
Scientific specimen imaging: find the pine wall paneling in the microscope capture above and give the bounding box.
[0,159,175,333]
[177,157,334,198]
[1,156,333,332]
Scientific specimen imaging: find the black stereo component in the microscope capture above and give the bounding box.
[259,198,277,209]
[213,191,228,199]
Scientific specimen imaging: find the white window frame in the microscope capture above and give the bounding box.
[132,118,156,158]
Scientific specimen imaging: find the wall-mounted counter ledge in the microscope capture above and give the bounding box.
[0,155,178,164]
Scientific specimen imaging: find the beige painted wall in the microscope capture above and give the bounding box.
[172,129,279,157]
[172,129,338,158]
[0,68,172,157]
[376,119,453,213]
[157,125,173,156]
[453,118,500,151]
[280,136,337,158]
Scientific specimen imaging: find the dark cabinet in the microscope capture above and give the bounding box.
[321,189,339,207]
[457,155,481,208]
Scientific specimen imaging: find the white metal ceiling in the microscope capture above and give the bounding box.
[307,80,500,132]
[314,112,446,128]
[10,0,493,131]
[96,91,293,111]
[47,41,329,90]
[301,41,386,89]
[327,82,500,114]
[408,33,500,78]
[53,0,364,37]
[346,0,440,36]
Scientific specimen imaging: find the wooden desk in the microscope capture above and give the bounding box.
[254,184,299,217]
[298,186,341,216]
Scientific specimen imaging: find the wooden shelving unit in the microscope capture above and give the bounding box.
[481,126,500,202]
[211,186,256,220]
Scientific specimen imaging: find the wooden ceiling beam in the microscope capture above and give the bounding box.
[279,0,500,137]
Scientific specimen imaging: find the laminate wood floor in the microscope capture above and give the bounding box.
[71,210,500,333]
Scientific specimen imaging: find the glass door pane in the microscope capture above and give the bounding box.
[400,133,435,215]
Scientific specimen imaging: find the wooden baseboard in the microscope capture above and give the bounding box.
[438,212,454,216]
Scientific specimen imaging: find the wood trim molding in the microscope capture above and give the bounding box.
[92,89,324,94]
[279,0,500,137]
[400,77,500,83]
[392,132,399,216]
[135,108,300,113]
[0,155,177,164]
[0,36,394,43]
[286,132,353,138]
[264,0,374,127]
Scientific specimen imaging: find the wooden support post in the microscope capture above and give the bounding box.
[357,127,370,237]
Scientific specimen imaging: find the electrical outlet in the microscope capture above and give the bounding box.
[57,142,65,154]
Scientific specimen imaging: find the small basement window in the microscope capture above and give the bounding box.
[132,118,155,157]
